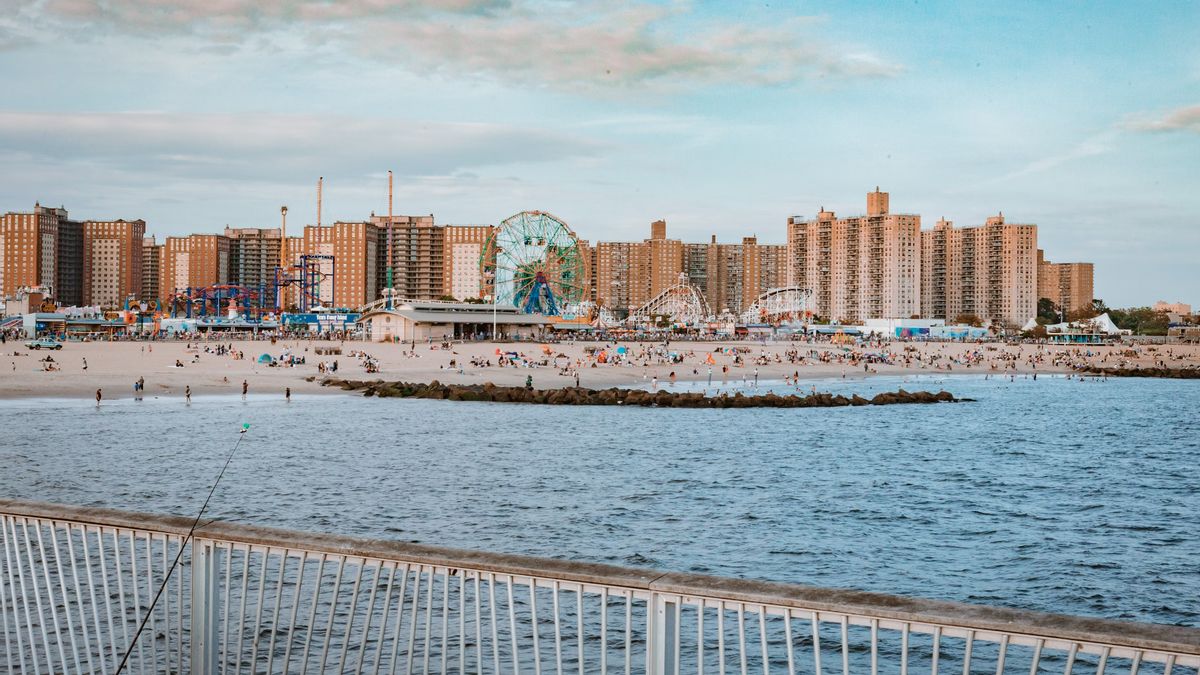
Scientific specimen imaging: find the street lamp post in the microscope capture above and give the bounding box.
[484,269,497,342]
[486,294,497,341]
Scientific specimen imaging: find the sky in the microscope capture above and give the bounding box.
[1,0,1197,307]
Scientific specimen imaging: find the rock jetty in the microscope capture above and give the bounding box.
[321,379,962,408]
[1077,366,1200,379]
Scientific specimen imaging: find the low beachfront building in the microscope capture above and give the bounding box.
[358,300,551,342]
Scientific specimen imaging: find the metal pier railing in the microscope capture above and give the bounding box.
[1,499,1198,674]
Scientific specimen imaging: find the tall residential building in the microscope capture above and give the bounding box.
[444,225,494,301]
[644,220,683,302]
[159,233,230,300]
[920,214,1037,327]
[1036,250,1094,316]
[682,241,711,301]
[593,241,638,313]
[299,225,335,307]
[740,236,787,313]
[331,220,379,309]
[82,219,146,308]
[56,216,84,307]
[593,223,786,318]
[706,240,743,315]
[787,189,921,322]
[0,203,69,298]
[225,227,282,291]
[142,237,161,304]
[370,215,442,301]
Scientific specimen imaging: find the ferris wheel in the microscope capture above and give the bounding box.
[483,211,586,315]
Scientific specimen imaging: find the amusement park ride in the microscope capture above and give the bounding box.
[166,189,338,320]
[165,254,336,320]
[480,211,813,329]
[482,211,587,316]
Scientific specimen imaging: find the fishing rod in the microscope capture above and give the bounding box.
[113,422,251,674]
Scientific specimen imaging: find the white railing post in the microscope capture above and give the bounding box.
[190,540,221,675]
[650,593,677,675]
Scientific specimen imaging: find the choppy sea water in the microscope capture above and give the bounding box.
[2,374,1197,626]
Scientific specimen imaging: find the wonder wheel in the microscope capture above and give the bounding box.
[483,211,586,315]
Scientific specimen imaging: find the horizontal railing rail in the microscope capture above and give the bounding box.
[1,498,1198,674]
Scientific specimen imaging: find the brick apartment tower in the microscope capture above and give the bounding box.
[786,189,921,323]
[0,204,72,300]
[444,225,494,301]
[82,219,145,308]
[141,236,161,304]
[370,215,441,301]
[224,227,283,294]
[331,220,379,309]
[920,214,1038,327]
[1037,249,1094,316]
[159,234,231,303]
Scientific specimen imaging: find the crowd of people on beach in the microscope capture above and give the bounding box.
[4,324,1198,406]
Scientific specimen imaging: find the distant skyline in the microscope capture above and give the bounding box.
[1,0,1197,306]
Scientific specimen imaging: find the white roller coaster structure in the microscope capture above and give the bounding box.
[627,274,711,327]
[739,286,814,324]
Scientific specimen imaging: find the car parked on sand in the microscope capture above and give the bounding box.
[25,338,63,350]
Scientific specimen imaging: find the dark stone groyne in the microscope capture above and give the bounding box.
[1077,366,1200,379]
[320,378,963,408]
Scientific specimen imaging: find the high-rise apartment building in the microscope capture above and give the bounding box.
[159,233,230,300]
[82,219,145,308]
[56,216,84,307]
[704,240,743,315]
[644,220,683,303]
[0,204,69,298]
[299,225,335,307]
[920,214,1037,327]
[593,241,638,313]
[444,225,493,301]
[332,220,379,309]
[371,215,442,301]
[787,189,921,322]
[142,237,161,304]
[1036,250,1094,316]
[740,236,786,314]
[225,227,282,291]
[592,222,785,317]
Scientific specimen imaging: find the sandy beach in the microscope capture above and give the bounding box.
[1,336,1196,402]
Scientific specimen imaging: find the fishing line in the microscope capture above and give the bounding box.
[114,422,251,674]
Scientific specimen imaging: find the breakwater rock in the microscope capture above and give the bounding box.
[322,379,963,408]
[1077,366,1200,379]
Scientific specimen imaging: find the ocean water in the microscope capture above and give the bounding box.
[2,374,1197,627]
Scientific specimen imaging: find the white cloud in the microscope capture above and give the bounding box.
[1124,104,1200,134]
[13,0,903,91]
[0,111,602,180]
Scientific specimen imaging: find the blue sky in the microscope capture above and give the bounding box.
[1,0,1197,306]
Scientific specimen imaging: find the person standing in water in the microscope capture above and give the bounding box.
[242,380,248,400]
[285,387,291,402]
[185,386,191,404]
[95,388,102,407]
